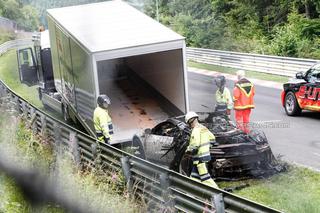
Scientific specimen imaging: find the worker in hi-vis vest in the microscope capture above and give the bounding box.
[93,94,114,144]
[233,70,255,133]
[214,75,233,117]
[185,111,218,188]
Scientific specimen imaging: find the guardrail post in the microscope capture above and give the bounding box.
[21,101,27,119]
[212,193,225,213]
[159,172,174,211]
[29,108,37,134]
[54,123,62,155]
[121,156,133,192]
[69,131,81,168]
[91,143,100,167]
[6,94,16,114]
[2,86,8,97]
[13,96,20,113]
[0,84,5,97]
[40,114,47,136]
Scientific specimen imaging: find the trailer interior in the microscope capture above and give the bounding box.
[97,49,186,141]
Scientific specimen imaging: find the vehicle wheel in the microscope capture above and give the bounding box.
[285,91,301,116]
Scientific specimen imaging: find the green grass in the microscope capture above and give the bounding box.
[0,50,65,121]
[188,60,290,83]
[0,50,42,108]
[0,108,62,212]
[0,110,143,213]
[0,175,31,212]
[219,166,320,213]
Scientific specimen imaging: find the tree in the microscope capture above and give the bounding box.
[18,5,39,31]
[2,0,21,20]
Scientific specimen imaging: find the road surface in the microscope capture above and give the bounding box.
[188,71,320,171]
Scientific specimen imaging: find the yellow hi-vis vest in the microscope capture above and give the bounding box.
[93,106,113,141]
[215,87,233,110]
[187,123,215,164]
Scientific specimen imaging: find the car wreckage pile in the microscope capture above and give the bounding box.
[143,112,284,181]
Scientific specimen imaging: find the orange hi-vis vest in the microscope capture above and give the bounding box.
[233,78,255,110]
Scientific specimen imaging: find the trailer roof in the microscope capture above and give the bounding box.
[47,1,184,54]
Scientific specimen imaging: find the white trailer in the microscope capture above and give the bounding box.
[43,1,189,142]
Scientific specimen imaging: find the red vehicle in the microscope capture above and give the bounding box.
[282,63,320,116]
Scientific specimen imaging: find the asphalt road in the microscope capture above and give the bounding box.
[188,72,320,171]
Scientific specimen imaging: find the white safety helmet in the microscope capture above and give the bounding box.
[236,70,245,79]
[185,111,199,123]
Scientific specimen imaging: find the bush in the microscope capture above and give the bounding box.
[0,29,16,44]
[268,25,298,57]
[264,12,320,59]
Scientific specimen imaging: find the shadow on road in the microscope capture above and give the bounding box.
[299,111,320,120]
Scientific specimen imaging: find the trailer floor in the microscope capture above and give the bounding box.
[105,78,168,142]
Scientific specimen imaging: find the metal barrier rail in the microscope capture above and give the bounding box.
[0,39,33,55]
[0,40,282,213]
[187,47,320,77]
[4,40,319,77]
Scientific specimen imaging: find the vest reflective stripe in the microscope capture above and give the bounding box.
[234,105,255,110]
[93,106,113,141]
[102,122,114,135]
[190,162,219,188]
[200,173,211,181]
[216,88,233,110]
[236,84,254,98]
[233,78,255,110]
[199,142,211,147]
[191,172,200,178]
[187,123,214,163]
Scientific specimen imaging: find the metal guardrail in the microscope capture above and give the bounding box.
[0,39,33,55]
[0,40,282,213]
[2,40,320,78]
[187,47,320,77]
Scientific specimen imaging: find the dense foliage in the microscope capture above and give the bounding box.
[19,0,107,26]
[2,0,319,59]
[144,0,320,59]
[0,0,39,31]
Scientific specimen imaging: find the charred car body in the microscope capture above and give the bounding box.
[144,112,282,180]
[281,63,320,116]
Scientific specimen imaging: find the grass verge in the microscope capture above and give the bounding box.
[0,108,143,212]
[219,166,320,213]
[0,50,42,108]
[0,50,65,121]
[188,60,290,83]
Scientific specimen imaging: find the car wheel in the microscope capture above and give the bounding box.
[285,91,301,116]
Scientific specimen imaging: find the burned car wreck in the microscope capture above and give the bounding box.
[143,112,283,180]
